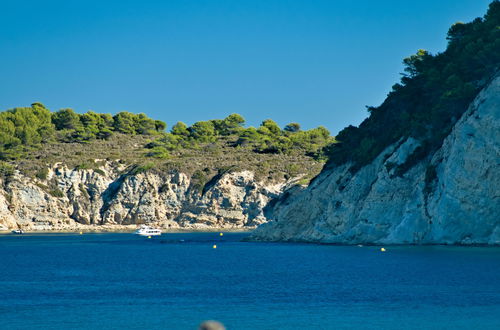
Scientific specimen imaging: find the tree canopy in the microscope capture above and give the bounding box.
[0,105,333,162]
[327,1,500,173]
[146,114,333,159]
[0,104,165,160]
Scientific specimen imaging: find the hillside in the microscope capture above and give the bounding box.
[250,1,500,244]
[0,106,331,231]
[1,2,498,234]
[0,106,333,182]
[326,1,499,173]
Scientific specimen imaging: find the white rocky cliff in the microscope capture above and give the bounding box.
[0,163,293,231]
[250,76,500,245]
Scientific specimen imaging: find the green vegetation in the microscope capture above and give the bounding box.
[0,162,14,177]
[0,102,332,163]
[0,105,331,183]
[5,0,492,183]
[129,163,156,175]
[0,103,165,160]
[327,1,500,173]
[35,168,49,180]
[146,115,333,159]
[49,188,64,198]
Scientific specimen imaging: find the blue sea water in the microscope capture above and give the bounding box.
[0,233,499,330]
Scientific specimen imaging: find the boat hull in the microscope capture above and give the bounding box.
[134,231,162,237]
[134,225,162,236]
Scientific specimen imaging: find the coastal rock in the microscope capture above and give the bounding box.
[0,162,294,231]
[176,170,283,229]
[250,75,500,245]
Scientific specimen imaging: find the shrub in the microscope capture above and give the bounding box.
[94,169,105,176]
[146,146,170,159]
[0,162,14,178]
[49,188,64,198]
[35,168,49,180]
[129,163,155,175]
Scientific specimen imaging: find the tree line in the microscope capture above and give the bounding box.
[0,104,165,160]
[327,0,500,173]
[145,114,332,159]
[0,104,332,161]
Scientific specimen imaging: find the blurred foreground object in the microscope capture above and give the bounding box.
[199,320,226,330]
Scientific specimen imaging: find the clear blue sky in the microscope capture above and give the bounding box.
[0,0,492,135]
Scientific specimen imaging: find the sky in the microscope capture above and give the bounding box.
[0,0,493,135]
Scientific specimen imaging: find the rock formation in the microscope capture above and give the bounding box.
[250,75,500,244]
[0,163,294,231]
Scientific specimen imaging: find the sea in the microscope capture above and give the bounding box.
[1,232,499,329]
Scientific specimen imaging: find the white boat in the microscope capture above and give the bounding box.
[11,229,24,234]
[134,225,162,237]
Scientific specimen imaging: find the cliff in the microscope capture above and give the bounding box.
[0,108,328,232]
[0,164,297,232]
[250,75,500,245]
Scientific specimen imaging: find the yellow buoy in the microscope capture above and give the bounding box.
[148,236,151,239]
[79,231,83,235]
[219,232,224,236]
[213,244,217,249]
[380,247,386,252]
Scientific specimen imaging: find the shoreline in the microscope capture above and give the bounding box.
[0,227,255,235]
[1,229,499,246]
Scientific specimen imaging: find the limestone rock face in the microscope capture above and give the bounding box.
[0,162,292,231]
[177,170,283,229]
[250,76,500,245]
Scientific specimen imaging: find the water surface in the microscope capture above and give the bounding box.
[1,233,499,329]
